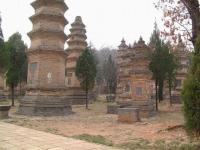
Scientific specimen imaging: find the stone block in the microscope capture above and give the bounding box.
[107,104,119,114]
[118,108,140,123]
[0,105,11,119]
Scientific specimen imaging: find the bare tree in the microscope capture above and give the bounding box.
[156,0,200,47]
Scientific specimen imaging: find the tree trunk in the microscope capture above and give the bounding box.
[20,81,22,96]
[86,90,88,109]
[155,79,158,111]
[85,79,89,109]
[11,84,15,107]
[182,0,200,45]
[158,79,164,102]
[169,78,172,107]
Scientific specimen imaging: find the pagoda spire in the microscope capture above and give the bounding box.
[118,38,128,49]
[66,16,87,73]
[138,36,145,44]
[67,16,87,53]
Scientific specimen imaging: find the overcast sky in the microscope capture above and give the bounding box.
[0,0,162,49]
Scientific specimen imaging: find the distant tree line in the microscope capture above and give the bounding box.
[94,47,117,95]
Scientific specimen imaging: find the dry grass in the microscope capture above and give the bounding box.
[0,99,11,105]
[3,97,200,149]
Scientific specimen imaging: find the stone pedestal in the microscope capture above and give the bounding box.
[119,100,156,118]
[118,108,140,123]
[0,105,11,119]
[18,92,72,116]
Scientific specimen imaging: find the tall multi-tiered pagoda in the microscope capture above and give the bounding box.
[116,39,133,102]
[18,0,72,115]
[65,16,88,104]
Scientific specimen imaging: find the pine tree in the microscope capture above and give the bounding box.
[182,35,200,137]
[166,50,178,106]
[0,38,5,73]
[0,15,5,73]
[149,23,169,110]
[5,33,27,106]
[75,48,97,109]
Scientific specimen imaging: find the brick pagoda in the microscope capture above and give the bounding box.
[116,38,155,117]
[65,16,88,105]
[18,0,72,115]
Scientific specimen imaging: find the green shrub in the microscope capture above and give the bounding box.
[182,36,200,137]
[73,134,113,146]
[118,138,152,150]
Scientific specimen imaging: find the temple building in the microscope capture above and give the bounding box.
[171,38,190,103]
[18,0,72,115]
[65,16,89,105]
[116,37,155,118]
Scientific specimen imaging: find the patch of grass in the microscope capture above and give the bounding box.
[179,143,200,150]
[118,138,152,150]
[153,139,166,150]
[46,128,59,134]
[118,139,200,150]
[73,134,113,146]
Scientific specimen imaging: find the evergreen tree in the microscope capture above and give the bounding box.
[182,35,200,137]
[75,48,97,109]
[0,37,5,73]
[149,23,168,110]
[166,50,178,106]
[0,16,5,73]
[149,43,164,110]
[5,33,27,106]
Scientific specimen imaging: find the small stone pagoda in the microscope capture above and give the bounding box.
[171,38,190,103]
[65,16,88,105]
[116,39,133,102]
[116,37,155,117]
[18,0,72,115]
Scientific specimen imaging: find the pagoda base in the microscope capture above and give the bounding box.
[117,100,156,118]
[66,88,96,105]
[18,91,72,116]
[0,89,6,100]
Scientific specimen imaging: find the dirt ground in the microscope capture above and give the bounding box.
[4,98,189,145]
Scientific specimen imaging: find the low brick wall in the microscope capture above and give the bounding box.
[118,108,140,123]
